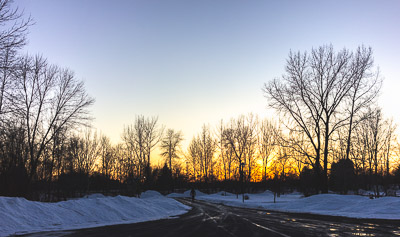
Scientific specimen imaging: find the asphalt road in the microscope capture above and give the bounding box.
[21,198,400,237]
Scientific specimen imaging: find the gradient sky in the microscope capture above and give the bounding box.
[17,0,400,150]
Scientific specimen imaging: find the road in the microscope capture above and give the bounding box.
[22,198,400,237]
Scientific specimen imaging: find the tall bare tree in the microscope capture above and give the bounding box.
[81,128,100,174]
[15,55,94,182]
[122,115,163,180]
[264,45,380,192]
[383,119,396,176]
[259,118,276,181]
[243,114,258,182]
[160,129,183,171]
[223,115,256,199]
[344,46,381,161]
[142,116,163,177]
[187,137,200,181]
[0,0,32,118]
[216,120,234,181]
[191,124,216,181]
[99,134,114,178]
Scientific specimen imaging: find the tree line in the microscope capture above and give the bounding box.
[1,0,399,200]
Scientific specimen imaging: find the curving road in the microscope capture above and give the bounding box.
[22,198,400,237]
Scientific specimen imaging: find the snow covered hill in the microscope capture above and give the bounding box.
[2,190,399,236]
[0,191,190,236]
[189,190,400,220]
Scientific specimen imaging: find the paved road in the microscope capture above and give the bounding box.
[22,198,400,237]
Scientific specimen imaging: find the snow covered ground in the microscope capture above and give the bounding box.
[0,191,190,236]
[2,190,399,236]
[169,190,400,220]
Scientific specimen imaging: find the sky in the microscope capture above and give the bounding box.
[16,0,400,153]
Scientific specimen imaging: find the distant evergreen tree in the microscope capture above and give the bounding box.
[158,164,173,193]
[393,164,400,185]
[300,167,318,197]
[330,159,356,194]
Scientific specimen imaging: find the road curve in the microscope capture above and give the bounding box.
[21,198,400,237]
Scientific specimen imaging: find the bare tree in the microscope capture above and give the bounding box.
[160,128,183,171]
[99,134,114,178]
[216,120,234,181]
[259,118,276,181]
[223,116,251,171]
[264,45,380,193]
[187,137,200,181]
[383,119,396,176]
[0,0,32,118]
[66,135,82,173]
[122,123,142,178]
[81,128,100,174]
[243,114,258,182]
[344,47,381,161]
[14,55,94,182]
[367,108,384,178]
[189,125,216,181]
[65,129,100,175]
[199,125,216,180]
[122,115,163,180]
[0,0,32,51]
[223,115,256,200]
[143,116,163,177]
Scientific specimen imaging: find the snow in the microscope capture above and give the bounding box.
[0,191,190,236]
[166,189,207,198]
[2,189,399,236]
[193,191,400,220]
[140,190,164,198]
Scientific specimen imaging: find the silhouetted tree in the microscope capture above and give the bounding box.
[264,45,381,193]
[157,163,172,192]
[330,158,355,194]
[223,114,257,201]
[259,118,276,181]
[216,120,235,181]
[0,0,32,118]
[344,47,381,162]
[14,55,94,182]
[160,129,183,171]
[122,115,163,181]
[300,167,318,196]
[190,125,216,182]
[99,135,114,178]
[394,164,400,185]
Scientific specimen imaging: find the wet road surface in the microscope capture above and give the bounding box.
[20,198,400,236]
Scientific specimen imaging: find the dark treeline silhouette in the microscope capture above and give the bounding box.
[0,0,399,201]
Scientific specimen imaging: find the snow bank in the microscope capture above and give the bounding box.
[140,190,164,198]
[0,192,190,236]
[167,189,207,198]
[197,191,400,220]
[83,193,106,199]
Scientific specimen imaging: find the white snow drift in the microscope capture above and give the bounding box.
[190,190,400,220]
[0,191,190,236]
[2,190,400,236]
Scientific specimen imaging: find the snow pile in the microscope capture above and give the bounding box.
[0,192,190,236]
[167,189,207,198]
[140,190,164,198]
[197,191,400,219]
[83,193,106,199]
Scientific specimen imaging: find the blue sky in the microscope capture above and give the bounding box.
[18,0,400,147]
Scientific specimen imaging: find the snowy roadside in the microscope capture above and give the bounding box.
[168,190,400,220]
[0,191,190,237]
